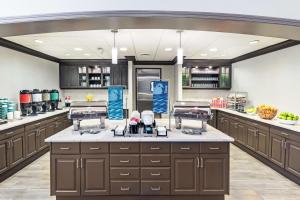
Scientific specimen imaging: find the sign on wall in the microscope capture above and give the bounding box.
[108,86,123,120]
[152,80,168,114]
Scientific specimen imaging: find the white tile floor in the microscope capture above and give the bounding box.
[0,144,299,200]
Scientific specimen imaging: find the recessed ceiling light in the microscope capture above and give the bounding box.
[65,53,71,56]
[120,47,128,52]
[249,40,260,45]
[209,66,213,69]
[164,47,173,52]
[84,53,90,56]
[195,66,198,68]
[200,53,208,57]
[34,39,43,44]
[74,47,83,51]
[220,54,226,57]
[209,48,218,52]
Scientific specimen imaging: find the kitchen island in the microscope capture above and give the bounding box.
[46,119,233,200]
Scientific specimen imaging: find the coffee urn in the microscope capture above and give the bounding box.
[19,90,32,116]
[41,89,51,113]
[31,89,42,115]
[50,89,60,111]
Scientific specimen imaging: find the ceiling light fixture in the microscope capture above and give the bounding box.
[34,39,43,44]
[200,53,208,57]
[65,53,71,56]
[249,40,259,45]
[74,47,83,51]
[120,47,128,52]
[177,30,184,65]
[164,47,173,52]
[209,48,218,52]
[111,30,118,64]
[84,53,90,56]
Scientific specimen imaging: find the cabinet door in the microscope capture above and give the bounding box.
[9,133,25,167]
[25,130,37,157]
[59,65,80,88]
[46,122,56,138]
[55,120,64,132]
[223,118,230,135]
[246,126,257,151]
[256,129,269,158]
[285,140,300,178]
[36,127,47,151]
[200,154,229,195]
[51,155,81,196]
[237,123,247,145]
[269,132,285,168]
[81,155,109,195]
[208,110,217,128]
[229,121,238,139]
[171,154,199,195]
[0,139,9,174]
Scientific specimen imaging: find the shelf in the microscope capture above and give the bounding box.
[183,86,231,90]
[191,80,219,82]
[191,73,219,75]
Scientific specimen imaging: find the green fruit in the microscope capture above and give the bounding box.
[287,117,292,120]
[295,116,299,120]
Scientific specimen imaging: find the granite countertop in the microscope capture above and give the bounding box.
[0,108,69,132]
[214,108,300,133]
[45,119,234,143]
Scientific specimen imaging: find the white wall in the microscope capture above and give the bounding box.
[0,46,60,103]
[0,0,300,20]
[232,45,300,114]
[183,90,230,102]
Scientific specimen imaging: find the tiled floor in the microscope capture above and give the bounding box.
[0,144,299,200]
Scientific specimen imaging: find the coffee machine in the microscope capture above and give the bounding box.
[31,89,42,115]
[19,90,32,116]
[41,90,51,113]
[50,89,60,111]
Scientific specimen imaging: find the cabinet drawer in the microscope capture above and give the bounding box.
[110,143,139,154]
[171,143,199,153]
[141,167,170,179]
[81,143,108,154]
[141,180,170,195]
[110,180,140,195]
[0,126,24,140]
[25,120,46,131]
[51,143,80,154]
[141,143,170,154]
[200,143,228,154]
[141,154,170,167]
[110,167,140,179]
[110,154,140,166]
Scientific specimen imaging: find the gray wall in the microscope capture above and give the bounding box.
[0,46,60,103]
[232,45,300,114]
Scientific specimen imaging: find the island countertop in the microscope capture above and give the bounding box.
[45,119,234,143]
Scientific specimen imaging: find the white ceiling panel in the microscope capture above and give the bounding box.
[5,29,286,60]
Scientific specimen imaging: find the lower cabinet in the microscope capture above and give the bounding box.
[81,154,109,195]
[285,140,300,178]
[51,155,81,196]
[171,154,199,195]
[229,121,238,140]
[256,129,269,158]
[36,127,47,151]
[237,123,247,145]
[269,131,285,168]
[0,140,9,174]
[246,126,257,151]
[25,130,38,157]
[9,133,25,167]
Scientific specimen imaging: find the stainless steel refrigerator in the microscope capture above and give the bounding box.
[136,68,161,113]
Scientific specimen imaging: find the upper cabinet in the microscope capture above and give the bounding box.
[59,60,128,89]
[182,60,232,90]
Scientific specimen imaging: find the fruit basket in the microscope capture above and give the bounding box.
[257,105,278,120]
[277,119,298,125]
[277,112,299,125]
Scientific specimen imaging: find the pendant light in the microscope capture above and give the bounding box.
[111,30,118,64]
[177,30,184,65]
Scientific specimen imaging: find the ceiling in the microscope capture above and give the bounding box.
[5,29,286,61]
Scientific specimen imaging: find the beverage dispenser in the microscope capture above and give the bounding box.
[50,89,59,111]
[19,90,32,116]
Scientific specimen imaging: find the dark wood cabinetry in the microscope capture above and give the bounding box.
[256,128,269,158]
[269,131,286,168]
[285,140,300,178]
[246,126,257,151]
[0,112,71,182]
[60,65,80,88]
[50,142,230,199]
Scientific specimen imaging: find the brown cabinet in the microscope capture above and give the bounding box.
[285,140,300,178]
[229,120,238,139]
[9,132,25,167]
[171,154,199,195]
[246,126,257,151]
[51,155,81,196]
[46,122,56,138]
[81,155,109,195]
[256,128,269,158]
[25,130,38,157]
[200,154,229,194]
[36,127,47,151]
[218,115,230,135]
[237,123,247,145]
[269,131,285,168]
[0,140,9,174]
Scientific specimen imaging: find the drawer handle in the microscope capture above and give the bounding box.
[119,147,129,150]
[35,122,41,126]
[120,186,130,191]
[6,131,14,135]
[89,147,101,150]
[119,160,130,163]
[150,173,161,176]
[180,147,191,150]
[150,160,161,163]
[209,147,220,150]
[281,132,289,137]
[150,147,161,150]
[120,172,130,176]
[59,147,71,150]
[151,186,161,191]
